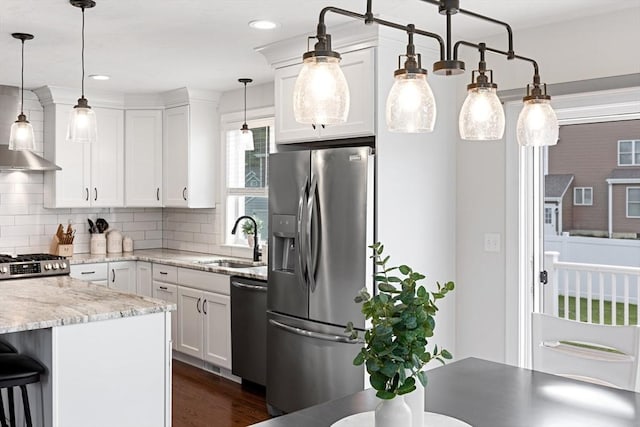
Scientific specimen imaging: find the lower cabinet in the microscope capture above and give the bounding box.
[152,281,178,351]
[136,261,153,297]
[109,261,137,293]
[176,269,231,370]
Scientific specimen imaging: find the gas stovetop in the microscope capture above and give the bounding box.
[0,253,70,280]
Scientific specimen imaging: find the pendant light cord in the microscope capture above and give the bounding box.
[243,82,248,125]
[81,7,86,98]
[20,38,25,115]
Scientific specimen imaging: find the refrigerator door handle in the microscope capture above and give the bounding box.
[296,176,309,290]
[306,176,318,293]
[269,319,364,345]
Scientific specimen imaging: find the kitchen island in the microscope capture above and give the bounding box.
[0,276,174,427]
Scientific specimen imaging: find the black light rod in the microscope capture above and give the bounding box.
[318,6,445,60]
[453,40,539,75]
[420,0,515,58]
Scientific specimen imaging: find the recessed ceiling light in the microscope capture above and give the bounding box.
[89,74,110,81]
[248,20,279,30]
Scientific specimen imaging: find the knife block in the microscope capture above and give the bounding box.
[50,236,74,257]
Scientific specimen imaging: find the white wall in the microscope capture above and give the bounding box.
[455,8,640,363]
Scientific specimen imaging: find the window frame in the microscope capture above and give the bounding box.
[220,107,275,247]
[573,187,593,206]
[626,186,640,218]
[617,139,640,166]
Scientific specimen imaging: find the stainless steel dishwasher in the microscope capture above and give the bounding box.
[230,275,267,386]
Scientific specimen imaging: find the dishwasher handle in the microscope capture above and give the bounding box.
[232,281,267,292]
[269,319,363,344]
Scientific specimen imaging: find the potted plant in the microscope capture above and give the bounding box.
[241,216,263,247]
[346,242,454,426]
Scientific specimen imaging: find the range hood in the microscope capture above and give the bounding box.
[0,85,61,171]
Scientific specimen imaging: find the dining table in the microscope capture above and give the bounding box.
[251,357,640,427]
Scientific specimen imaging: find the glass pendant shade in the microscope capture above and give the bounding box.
[239,128,254,151]
[517,98,559,147]
[293,55,349,125]
[459,87,505,140]
[9,115,35,151]
[386,73,436,133]
[67,102,97,143]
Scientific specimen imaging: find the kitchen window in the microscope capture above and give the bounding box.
[626,187,640,218]
[224,116,275,245]
[573,187,593,206]
[618,139,640,166]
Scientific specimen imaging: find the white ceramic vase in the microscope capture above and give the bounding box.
[374,395,412,427]
[404,374,425,427]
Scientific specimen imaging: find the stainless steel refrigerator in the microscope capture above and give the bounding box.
[267,146,374,415]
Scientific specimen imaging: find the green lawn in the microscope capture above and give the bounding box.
[558,295,639,325]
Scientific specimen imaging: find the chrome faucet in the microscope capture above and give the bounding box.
[231,216,262,262]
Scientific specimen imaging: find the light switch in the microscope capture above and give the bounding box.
[484,233,501,252]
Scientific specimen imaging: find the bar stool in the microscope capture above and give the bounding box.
[0,353,44,427]
[0,341,17,426]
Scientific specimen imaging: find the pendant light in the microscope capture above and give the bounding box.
[517,77,559,147]
[386,26,436,133]
[238,78,254,151]
[67,0,97,144]
[293,23,349,126]
[9,33,36,151]
[459,44,505,140]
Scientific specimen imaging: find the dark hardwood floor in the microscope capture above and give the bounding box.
[173,360,271,427]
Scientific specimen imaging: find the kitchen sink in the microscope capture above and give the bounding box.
[193,259,263,269]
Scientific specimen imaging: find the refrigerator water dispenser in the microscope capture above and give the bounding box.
[271,214,296,273]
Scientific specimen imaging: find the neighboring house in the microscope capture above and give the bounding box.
[546,119,640,238]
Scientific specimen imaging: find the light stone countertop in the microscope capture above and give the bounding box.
[68,248,268,281]
[0,275,175,334]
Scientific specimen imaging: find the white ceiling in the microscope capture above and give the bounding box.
[0,0,637,95]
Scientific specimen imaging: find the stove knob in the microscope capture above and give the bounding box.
[61,262,68,269]
[0,267,7,274]
[53,263,60,270]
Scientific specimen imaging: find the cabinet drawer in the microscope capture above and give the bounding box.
[152,282,178,302]
[70,263,108,282]
[153,264,177,283]
[178,268,229,295]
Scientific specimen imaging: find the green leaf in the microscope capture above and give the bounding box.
[378,283,398,293]
[417,370,428,387]
[446,281,455,291]
[353,351,366,366]
[398,265,411,275]
[441,349,453,359]
[374,275,389,283]
[370,372,387,391]
[376,390,396,400]
[387,276,402,283]
[377,244,385,255]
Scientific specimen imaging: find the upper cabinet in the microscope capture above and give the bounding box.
[39,95,124,208]
[273,48,376,144]
[162,89,219,208]
[125,109,163,207]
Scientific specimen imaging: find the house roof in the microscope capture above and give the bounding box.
[545,174,574,198]
[607,168,640,180]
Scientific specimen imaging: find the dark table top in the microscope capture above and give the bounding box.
[252,357,640,427]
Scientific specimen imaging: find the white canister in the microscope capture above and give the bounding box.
[123,236,133,252]
[90,234,107,255]
[107,230,123,253]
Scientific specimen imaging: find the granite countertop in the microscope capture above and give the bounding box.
[0,276,175,334]
[68,248,268,280]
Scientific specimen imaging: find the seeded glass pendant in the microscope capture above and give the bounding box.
[459,53,504,141]
[517,96,558,147]
[9,33,36,151]
[238,78,254,151]
[67,0,98,144]
[386,27,436,133]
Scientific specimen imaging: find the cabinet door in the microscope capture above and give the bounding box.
[163,105,189,207]
[109,261,136,294]
[274,62,321,144]
[136,261,153,297]
[319,48,375,140]
[176,286,203,358]
[153,281,178,350]
[45,104,91,208]
[203,291,231,369]
[91,107,124,207]
[125,110,163,207]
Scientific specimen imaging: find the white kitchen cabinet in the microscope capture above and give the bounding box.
[175,268,231,369]
[108,261,137,293]
[125,109,163,207]
[42,103,124,208]
[163,98,217,208]
[152,281,178,351]
[70,262,108,286]
[153,264,179,350]
[136,261,153,297]
[274,48,375,144]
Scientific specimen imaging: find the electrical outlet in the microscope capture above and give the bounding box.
[484,233,501,252]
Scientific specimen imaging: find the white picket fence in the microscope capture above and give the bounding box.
[545,251,640,325]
